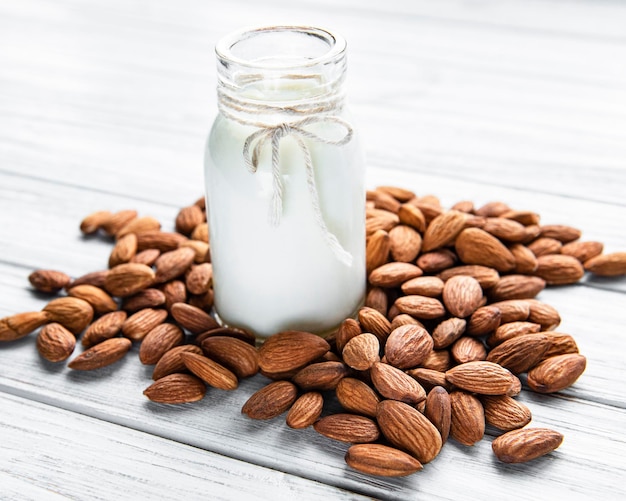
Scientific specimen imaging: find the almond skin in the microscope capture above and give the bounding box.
[369,262,423,288]
[130,248,161,266]
[584,252,626,276]
[401,276,444,297]
[449,390,485,446]
[526,353,587,393]
[170,303,219,334]
[466,305,502,336]
[376,400,443,464]
[116,216,161,239]
[104,263,155,298]
[432,317,466,349]
[28,269,72,293]
[286,392,324,429]
[422,210,467,252]
[445,361,518,395]
[0,311,50,341]
[292,361,350,391]
[100,209,137,236]
[257,331,330,374]
[335,377,381,418]
[486,321,542,347]
[455,228,516,272]
[108,232,138,267]
[180,352,238,390]
[200,336,259,378]
[82,310,127,347]
[143,373,206,404]
[370,362,426,405]
[389,225,422,263]
[345,444,423,477]
[152,344,203,380]
[335,318,362,353]
[450,336,487,364]
[175,205,205,235]
[67,284,118,314]
[394,295,446,320]
[486,333,550,374]
[398,204,426,233]
[442,275,483,318]
[36,323,76,362]
[384,324,433,369]
[342,333,380,371]
[122,308,168,342]
[358,307,392,342]
[481,395,532,431]
[185,263,213,295]
[365,229,391,275]
[136,231,188,252]
[492,428,564,463]
[139,323,184,365]
[43,297,94,335]
[425,386,451,443]
[121,289,166,313]
[314,414,380,444]
[242,380,298,420]
[80,210,112,234]
[488,275,546,301]
[154,247,197,284]
[534,254,585,285]
[561,240,603,263]
[438,265,500,289]
[68,338,132,370]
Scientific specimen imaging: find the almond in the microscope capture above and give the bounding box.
[489,275,546,302]
[534,254,585,285]
[394,295,446,320]
[424,386,451,443]
[366,211,399,235]
[420,349,452,372]
[185,263,213,294]
[492,427,564,463]
[406,368,449,392]
[80,210,112,234]
[438,265,500,289]
[314,413,380,444]
[121,288,166,313]
[365,229,390,274]
[481,395,531,431]
[526,353,586,393]
[416,249,458,273]
[180,352,238,390]
[455,228,516,272]
[68,337,132,370]
[43,297,94,335]
[139,323,184,365]
[390,314,424,331]
[143,373,206,404]
[481,217,527,242]
[539,224,581,243]
[179,240,210,264]
[370,189,401,213]
[28,269,72,293]
[475,201,511,217]
[342,333,380,371]
[410,197,443,224]
[541,331,579,360]
[442,275,483,318]
[336,377,381,418]
[450,336,487,363]
[509,243,539,274]
[376,400,442,463]
[136,231,188,252]
[336,318,362,353]
[488,300,530,323]
[397,203,426,233]
[82,310,127,347]
[175,205,205,235]
[195,326,256,346]
[108,233,138,267]
[200,336,259,378]
[466,305,502,336]
[486,333,550,374]
[365,287,388,317]
[376,185,415,202]
[67,284,118,314]
[345,444,423,477]
[369,262,422,288]
[242,380,298,419]
[486,321,542,347]
[401,276,444,297]
[130,248,161,266]
[122,308,168,342]
[154,247,196,284]
[100,210,138,236]
[432,317,466,349]
[358,307,392,342]
[161,280,187,310]
[152,344,203,380]
[528,237,562,257]
[170,303,219,334]
[422,210,467,252]
[36,323,76,362]
[370,362,426,405]
[286,392,324,429]
[389,225,422,262]
[526,299,561,330]
[116,216,161,239]
[561,240,603,263]
[70,270,108,289]
[449,390,485,446]
[584,252,626,277]
[292,361,350,391]
[191,223,209,243]
[445,361,518,395]
[0,311,50,341]
[104,263,155,297]
[257,331,330,374]
[384,324,433,369]
[451,200,474,213]
[500,209,540,226]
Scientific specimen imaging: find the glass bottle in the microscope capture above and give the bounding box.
[204,26,365,338]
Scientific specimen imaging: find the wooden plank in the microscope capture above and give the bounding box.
[0,392,369,501]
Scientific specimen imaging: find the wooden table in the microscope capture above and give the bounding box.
[1,1,625,499]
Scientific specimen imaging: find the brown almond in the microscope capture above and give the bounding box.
[179,240,210,264]
[188,290,214,312]
[488,275,546,301]
[422,210,467,252]
[257,330,330,374]
[154,247,196,284]
[432,317,466,349]
[82,310,127,347]
[451,200,474,213]
[450,336,487,364]
[0,311,50,341]
[366,211,399,235]
[528,237,563,257]
[540,224,581,243]
[28,269,72,293]
[143,373,206,404]
[43,297,94,335]
[509,243,539,274]
[446,361,518,395]
[170,303,218,334]
[314,413,380,444]
[176,205,205,236]
[365,287,388,317]
[191,223,209,243]
[68,337,132,370]
[417,249,458,273]
[70,270,108,289]
[376,400,442,463]
[438,265,500,289]
[384,324,433,369]
[489,300,530,323]
[561,240,603,263]
[584,252,626,277]
[80,210,112,234]
[492,428,564,463]
[390,314,424,331]
[139,323,184,365]
[526,299,561,330]
[394,295,446,320]
[442,275,483,318]
[345,444,423,477]
[481,395,531,431]
[342,333,380,371]
[104,263,155,297]
[401,276,444,297]
[180,352,238,390]
[527,353,586,393]
[482,217,527,242]
[286,392,324,429]
[200,336,258,378]
[100,210,137,236]
[121,288,166,313]
[130,248,161,266]
[406,368,449,392]
[449,390,485,446]
[336,318,362,353]
[371,362,426,405]
[185,263,213,295]
[196,326,256,347]
[369,262,423,288]
[534,254,585,285]
[122,308,168,342]
[136,231,188,252]
[410,197,443,224]
[500,209,540,226]
[108,233,138,267]
[486,321,542,347]
[371,190,401,213]
[541,331,579,360]
[376,185,415,202]
[421,349,452,372]
[36,322,76,362]
[389,225,422,263]
[397,203,426,233]
[486,333,550,374]
[292,361,350,391]
[455,228,516,272]
[242,380,298,419]
[67,284,118,314]
[365,229,390,274]
[161,280,187,310]
[424,386,451,443]
[116,216,161,239]
[358,307,392,342]
[152,344,203,380]
[475,201,511,217]
[336,377,381,418]
[466,305,502,336]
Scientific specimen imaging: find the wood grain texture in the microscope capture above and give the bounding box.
[0,0,625,499]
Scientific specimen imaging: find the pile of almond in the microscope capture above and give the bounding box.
[1,186,625,479]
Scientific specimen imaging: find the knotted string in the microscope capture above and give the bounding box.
[218,89,355,267]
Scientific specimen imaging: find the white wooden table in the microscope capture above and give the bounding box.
[1,1,625,499]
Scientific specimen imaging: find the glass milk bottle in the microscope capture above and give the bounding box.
[204,26,365,338]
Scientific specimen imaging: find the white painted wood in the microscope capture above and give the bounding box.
[0,0,625,499]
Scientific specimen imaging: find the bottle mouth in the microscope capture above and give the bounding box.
[215,26,347,71]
